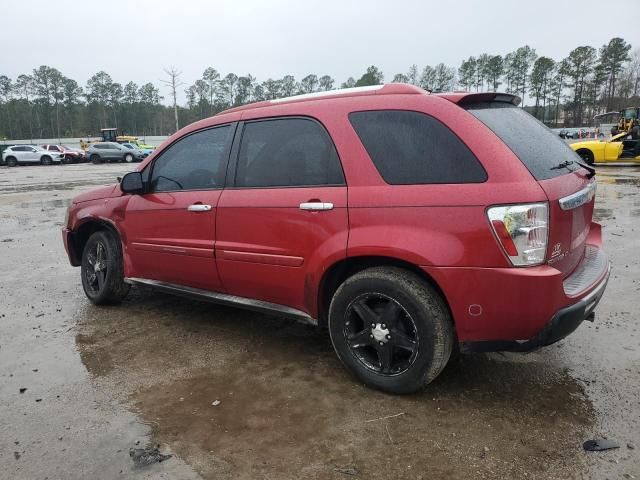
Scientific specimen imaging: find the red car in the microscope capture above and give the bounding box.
[41,144,87,163]
[62,84,610,393]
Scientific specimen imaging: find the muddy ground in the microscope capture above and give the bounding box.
[0,163,638,480]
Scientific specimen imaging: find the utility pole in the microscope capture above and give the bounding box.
[161,67,183,133]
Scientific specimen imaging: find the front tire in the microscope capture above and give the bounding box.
[90,154,101,164]
[124,153,134,163]
[41,155,52,166]
[81,230,130,305]
[63,155,74,164]
[328,267,453,394]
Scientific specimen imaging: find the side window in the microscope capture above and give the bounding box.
[349,110,487,184]
[235,118,344,188]
[150,125,231,192]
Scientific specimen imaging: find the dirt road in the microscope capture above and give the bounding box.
[0,163,638,479]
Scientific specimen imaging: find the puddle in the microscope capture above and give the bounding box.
[76,291,593,479]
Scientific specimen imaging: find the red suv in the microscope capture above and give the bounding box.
[62,84,610,393]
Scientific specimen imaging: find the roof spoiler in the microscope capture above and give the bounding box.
[436,92,521,107]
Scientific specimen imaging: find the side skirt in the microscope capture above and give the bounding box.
[125,277,317,326]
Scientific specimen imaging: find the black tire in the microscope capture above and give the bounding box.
[328,267,453,394]
[80,230,130,305]
[124,153,134,163]
[576,149,595,165]
[6,156,18,167]
[90,154,101,164]
[63,155,74,164]
[41,155,52,166]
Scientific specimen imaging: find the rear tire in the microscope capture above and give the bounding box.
[41,155,52,166]
[90,154,101,164]
[328,267,453,394]
[576,149,595,165]
[6,156,18,167]
[81,230,130,305]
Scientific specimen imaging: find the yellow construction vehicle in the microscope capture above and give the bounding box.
[611,107,640,138]
[80,128,156,151]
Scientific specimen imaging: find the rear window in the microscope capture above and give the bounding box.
[349,110,487,184]
[467,103,579,180]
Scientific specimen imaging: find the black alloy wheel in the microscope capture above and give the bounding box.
[343,293,419,376]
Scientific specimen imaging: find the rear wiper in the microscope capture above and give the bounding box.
[551,159,596,179]
[550,160,574,170]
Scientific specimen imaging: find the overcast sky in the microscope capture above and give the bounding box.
[2,0,639,104]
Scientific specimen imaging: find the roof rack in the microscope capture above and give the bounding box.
[220,83,427,115]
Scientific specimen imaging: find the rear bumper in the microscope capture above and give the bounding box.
[460,262,610,353]
[423,230,610,348]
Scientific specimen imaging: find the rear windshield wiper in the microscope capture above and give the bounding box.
[550,159,596,179]
[550,160,574,171]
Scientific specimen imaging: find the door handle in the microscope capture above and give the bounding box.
[299,202,334,211]
[187,204,212,212]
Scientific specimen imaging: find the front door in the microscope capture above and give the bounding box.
[216,117,348,314]
[123,124,234,291]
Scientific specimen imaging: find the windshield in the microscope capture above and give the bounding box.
[468,103,579,180]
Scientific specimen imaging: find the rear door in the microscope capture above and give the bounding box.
[468,104,593,276]
[123,124,235,291]
[216,117,348,313]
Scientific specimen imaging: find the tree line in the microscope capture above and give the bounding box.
[0,37,637,141]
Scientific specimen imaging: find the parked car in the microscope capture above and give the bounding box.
[0,144,16,165]
[2,145,64,166]
[41,144,87,163]
[571,131,640,164]
[62,85,610,394]
[86,142,145,164]
[121,142,151,159]
[558,129,569,139]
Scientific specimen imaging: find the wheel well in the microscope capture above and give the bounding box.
[317,256,452,328]
[70,220,119,265]
[575,148,593,157]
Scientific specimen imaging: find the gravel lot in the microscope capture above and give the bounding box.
[0,163,638,479]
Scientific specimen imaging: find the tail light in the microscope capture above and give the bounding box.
[487,203,548,266]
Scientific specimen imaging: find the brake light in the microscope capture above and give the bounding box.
[487,203,548,266]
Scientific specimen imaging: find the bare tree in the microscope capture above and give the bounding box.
[161,67,184,132]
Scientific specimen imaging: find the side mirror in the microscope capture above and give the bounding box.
[120,171,145,194]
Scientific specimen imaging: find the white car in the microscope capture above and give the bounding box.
[2,145,64,167]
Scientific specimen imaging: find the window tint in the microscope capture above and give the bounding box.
[235,118,344,188]
[467,103,579,180]
[349,110,487,184]
[150,126,231,192]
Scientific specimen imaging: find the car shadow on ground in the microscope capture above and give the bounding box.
[74,288,593,479]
